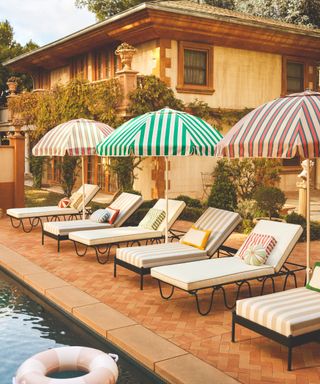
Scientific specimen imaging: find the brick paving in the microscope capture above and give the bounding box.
[1,217,319,384]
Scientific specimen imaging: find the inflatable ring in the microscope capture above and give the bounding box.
[14,346,119,384]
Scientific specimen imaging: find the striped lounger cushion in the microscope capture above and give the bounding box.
[116,242,207,269]
[236,287,320,337]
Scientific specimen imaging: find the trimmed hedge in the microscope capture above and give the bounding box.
[285,212,320,242]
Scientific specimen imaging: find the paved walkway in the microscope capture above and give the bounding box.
[0,217,319,383]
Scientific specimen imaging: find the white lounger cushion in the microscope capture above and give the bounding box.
[44,220,114,236]
[43,193,143,236]
[68,199,185,246]
[151,257,274,291]
[117,243,207,269]
[69,227,163,246]
[235,220,303,272]
[236,287,320,337]
[7,206,80,219]
[7,184,100,219]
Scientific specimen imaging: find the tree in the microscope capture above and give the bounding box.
[208,160,238,211]
[254,186,286,219]
[234,0,320,28]
[76,0,235,19]
[76,0,319,27]
[0,20,38,101]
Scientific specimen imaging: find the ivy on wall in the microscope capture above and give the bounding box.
[8,78,123,193]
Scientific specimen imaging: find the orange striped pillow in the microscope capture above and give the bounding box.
[237,233,277,259]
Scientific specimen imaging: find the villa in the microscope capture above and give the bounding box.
[2,0,320,199]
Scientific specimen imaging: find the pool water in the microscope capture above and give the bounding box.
[0,270,162,383]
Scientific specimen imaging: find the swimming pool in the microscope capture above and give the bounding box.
[0,269,163,383]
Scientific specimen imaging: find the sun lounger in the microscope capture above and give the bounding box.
[69,199,186,264]
[6,184,100,233]
[42,192,143,252]
[115,207,242,289]
[232,287,320,370]
[151,220,304,315]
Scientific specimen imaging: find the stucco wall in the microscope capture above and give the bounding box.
[50,65,70,87]
[167,41,282,109]
[133,157,155,200]
[168,156,216,198]
[132,41,159,76]
[0,146,14,182]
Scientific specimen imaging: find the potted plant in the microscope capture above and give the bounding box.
[115,43,137,71]
[6,76,19,94]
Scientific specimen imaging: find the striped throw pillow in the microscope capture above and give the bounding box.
[58,197,71,208]
[89,209,111,223]
[138,208,166,230]
[106,207,120,224]
[237,233,277,259]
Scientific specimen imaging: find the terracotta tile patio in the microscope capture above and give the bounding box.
[1,217,319,384]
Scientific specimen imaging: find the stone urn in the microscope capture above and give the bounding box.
[115,43,137,71]
[6,76,19,95]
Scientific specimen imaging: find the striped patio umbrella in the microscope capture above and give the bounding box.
[216,90,320,281]
[33,118,114,219]
[97,107,223,241]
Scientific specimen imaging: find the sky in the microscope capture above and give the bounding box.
[0,0,97,47]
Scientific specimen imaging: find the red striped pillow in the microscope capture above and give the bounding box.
[238,233,277,259]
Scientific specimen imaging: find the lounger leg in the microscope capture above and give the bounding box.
[288,346,292,371]
[114,259,117,277]
[57,238,60,253]
[42,230,44,245]
[140,270,144,290]
[231,311,236,342]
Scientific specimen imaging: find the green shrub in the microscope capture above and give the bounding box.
[208,160,237,211]
[254,186,286,219]
[179,207,204,222]
[285,212,320,242]
[176,195,202,208]
[29,155,44,188]
[61,155,79,197]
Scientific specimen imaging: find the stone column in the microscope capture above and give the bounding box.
[9,120,25,208]
[115,43,138,116]
[24,130,31,175]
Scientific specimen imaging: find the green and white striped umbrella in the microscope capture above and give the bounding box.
[97,107,222,242]
[96,107,222,156]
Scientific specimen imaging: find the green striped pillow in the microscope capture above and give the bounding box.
[138,208,166,230]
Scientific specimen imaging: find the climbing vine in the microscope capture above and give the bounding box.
[8,78,123,192]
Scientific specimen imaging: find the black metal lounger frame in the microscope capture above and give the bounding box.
[72,228,188,265]
[232,310,320,371]
[8,211,89,234]
[156,261,306,315]
[115,243,237,290]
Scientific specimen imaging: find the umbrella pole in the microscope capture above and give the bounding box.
[82,156,86,220]
[165,156,169,243]
[306,158,311,283]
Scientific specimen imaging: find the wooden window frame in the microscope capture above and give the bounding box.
[176,41,214,95]
[282,56,317,96]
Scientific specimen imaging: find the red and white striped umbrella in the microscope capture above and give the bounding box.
[32,118,114,156]
[216,90,320,282]
[216,91,320,159]
[32,118,114,219]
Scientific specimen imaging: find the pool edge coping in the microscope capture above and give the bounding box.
[0,243,239,384]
